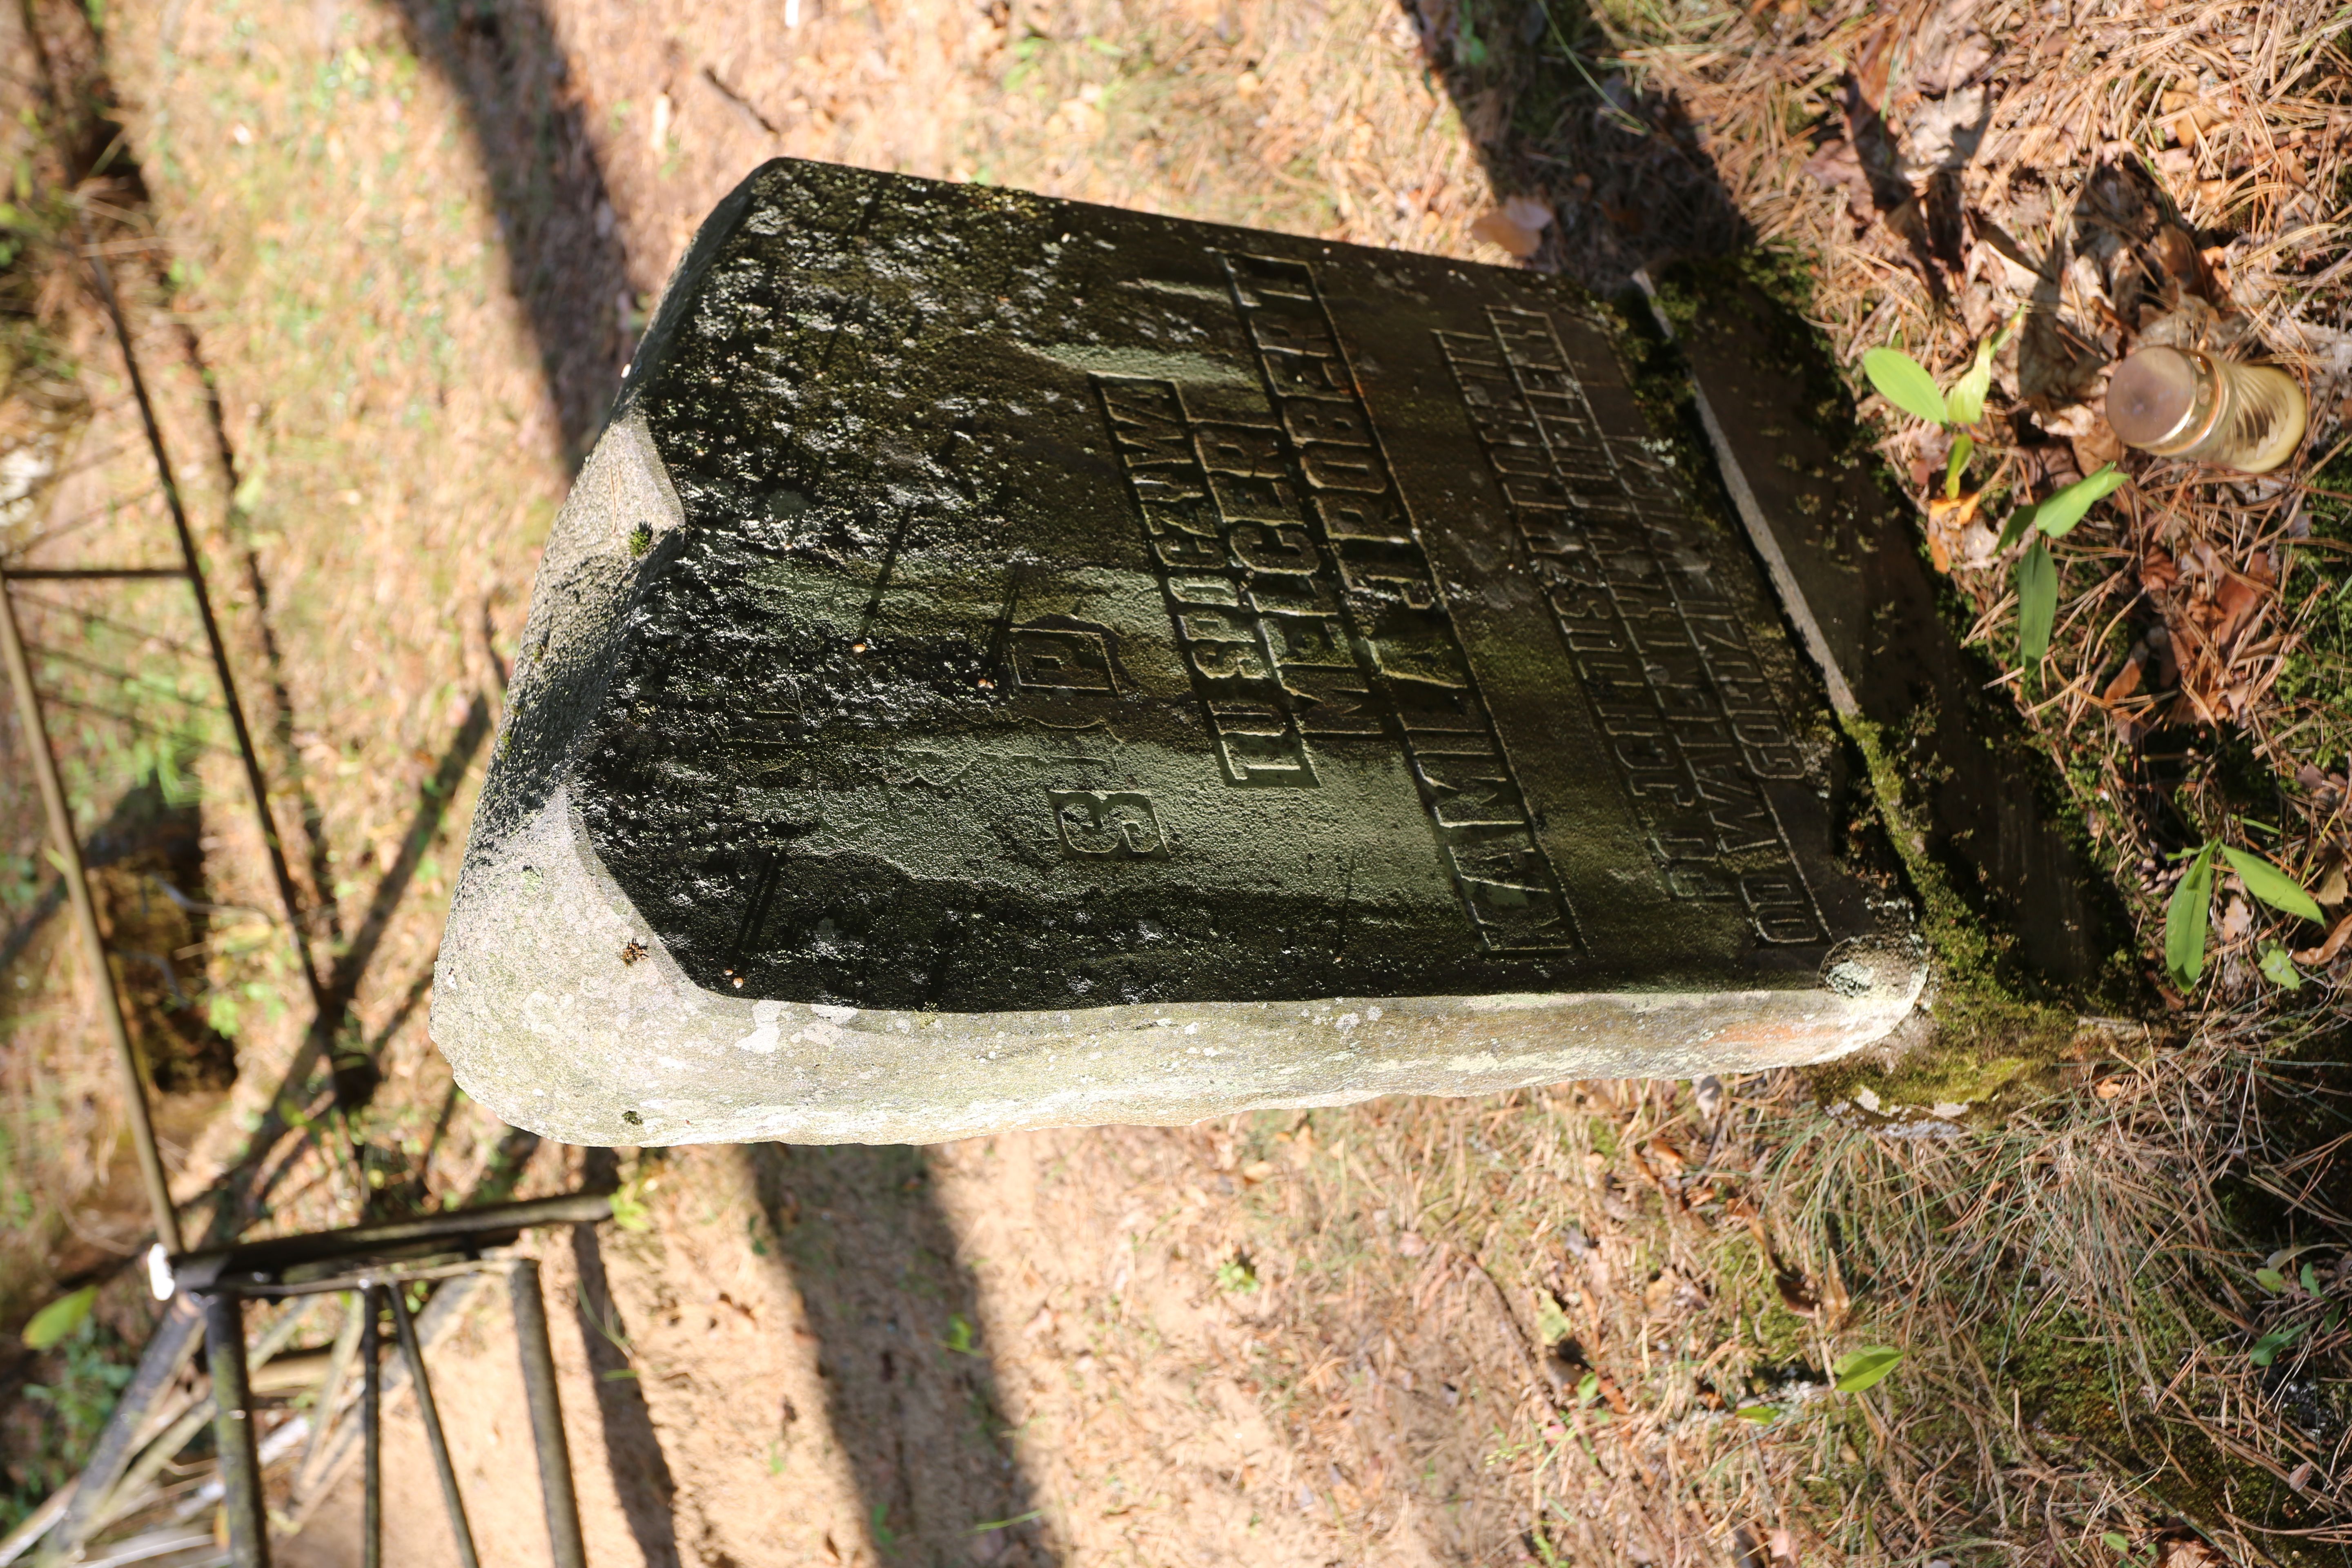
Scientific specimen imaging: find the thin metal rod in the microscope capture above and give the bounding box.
[505,1260,586,1568]
[200,1291,269,1568]
[0,580,180,1253]
[386,1283,481,1568]
[0,566,188,580]
[77,234,328,1020]
[47,1296,203,1555]
[172,1192,614,1286]
[361,1286,382,1568]
[228,1258,490,1299]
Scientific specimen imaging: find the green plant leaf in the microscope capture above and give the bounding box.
[1735,1403,1778,1424]
[2261,944,2304,990]
[2166,844,2216,988]
[2220,846,2325,923]
[2017,537,2057,665]
[1996,500,2040,552]
[1575,1371,1600,1407]
[1943,433,1974,499]
[1947,354,1993,426]
[1862,347,1948,425]
[2257,1266,2288,1293]
[2303,1262,2322,1296]
[1537,1296,1574,1345]
[2102,1535,2132,1555]
[608,1181,652,1233]
[1832,1345,1904,1393]
[20,1287,96,1350]
[2252,1321,2305,1367]
[2032,465,2127,538]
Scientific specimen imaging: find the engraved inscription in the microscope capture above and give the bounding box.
[1092,254,1576,955]
[1051,790,1169,859]
[1011,624,1116,692]
[1437,307,1827,944]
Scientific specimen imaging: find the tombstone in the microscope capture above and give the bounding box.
[431,159,1924,1146]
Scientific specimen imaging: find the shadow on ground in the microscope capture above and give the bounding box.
[746,1144,1058,1566]
[1398,0,1752,289]
[381,0,634,459]
[343,0,1065,1559]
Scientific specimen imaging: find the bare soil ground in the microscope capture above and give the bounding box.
[8,0,2352,1564]
[7,2,1627,1564]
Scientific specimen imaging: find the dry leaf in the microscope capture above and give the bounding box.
[2294,913,2352,967]
[2209,568,2274,653]
[1925,488,1994,571]
[2219,896,2253,943]
[1902,84,1990,178]
[1803,138,1875,225]
[1910,0,1993,93]
[2101,658,2145,706]
[1470,196,1554,258]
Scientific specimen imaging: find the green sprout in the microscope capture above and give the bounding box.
[2164,842,2323,989]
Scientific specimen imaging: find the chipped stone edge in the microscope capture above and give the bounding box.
[434,285,1928,1150]
[434,783,1925,1147]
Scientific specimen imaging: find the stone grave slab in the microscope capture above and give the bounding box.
[431,158,1924,1145]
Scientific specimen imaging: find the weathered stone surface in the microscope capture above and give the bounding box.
[432,159,1925,1145]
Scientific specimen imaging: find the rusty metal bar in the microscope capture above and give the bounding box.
[169,1192,613,1288]
[386,1283,481,1568]
[361,1285,383,1568]
[0,579,180,1254]
[506,1260,586,1568]
[78,232,330,1025]
[200,1290,270,1568]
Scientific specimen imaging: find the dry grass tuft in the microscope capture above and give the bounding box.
[1447,0,2352,1556]
[1588,0,2352,995]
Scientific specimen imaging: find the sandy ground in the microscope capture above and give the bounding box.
[0,0,1665,1563]
[279,1121,1574,1567]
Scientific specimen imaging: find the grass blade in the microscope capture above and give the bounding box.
[1947,356,1992,425]
[1833,1345,1904,1393]
[2166,844,2216,987]
[2031,464,2125,538]
[2016,537,2056,664]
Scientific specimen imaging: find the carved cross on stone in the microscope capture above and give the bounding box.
[431,159,1923,1145]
